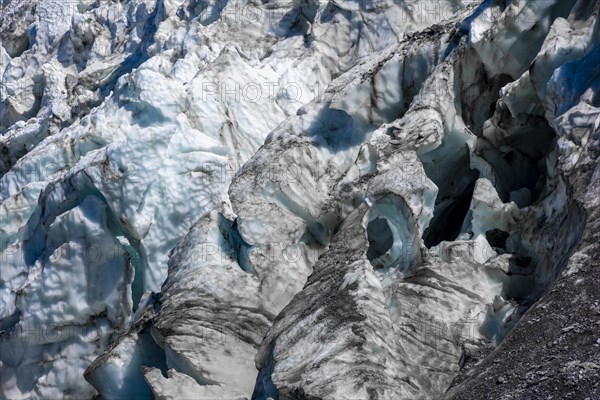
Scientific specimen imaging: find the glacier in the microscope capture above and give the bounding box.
[0,0,599,399]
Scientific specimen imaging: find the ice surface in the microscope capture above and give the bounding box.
[1,0,599,398]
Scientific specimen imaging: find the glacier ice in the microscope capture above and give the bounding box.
[1,0,599,398]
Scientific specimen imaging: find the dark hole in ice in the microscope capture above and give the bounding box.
[509,255,533,270]
[366,217,394,265]
[479,118,557,205]
[485,228,510,250]
[419,133,480,248]
[423,180,477,248]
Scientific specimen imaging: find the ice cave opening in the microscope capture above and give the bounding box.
[364,195,420,271]
[366,216,394,265]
